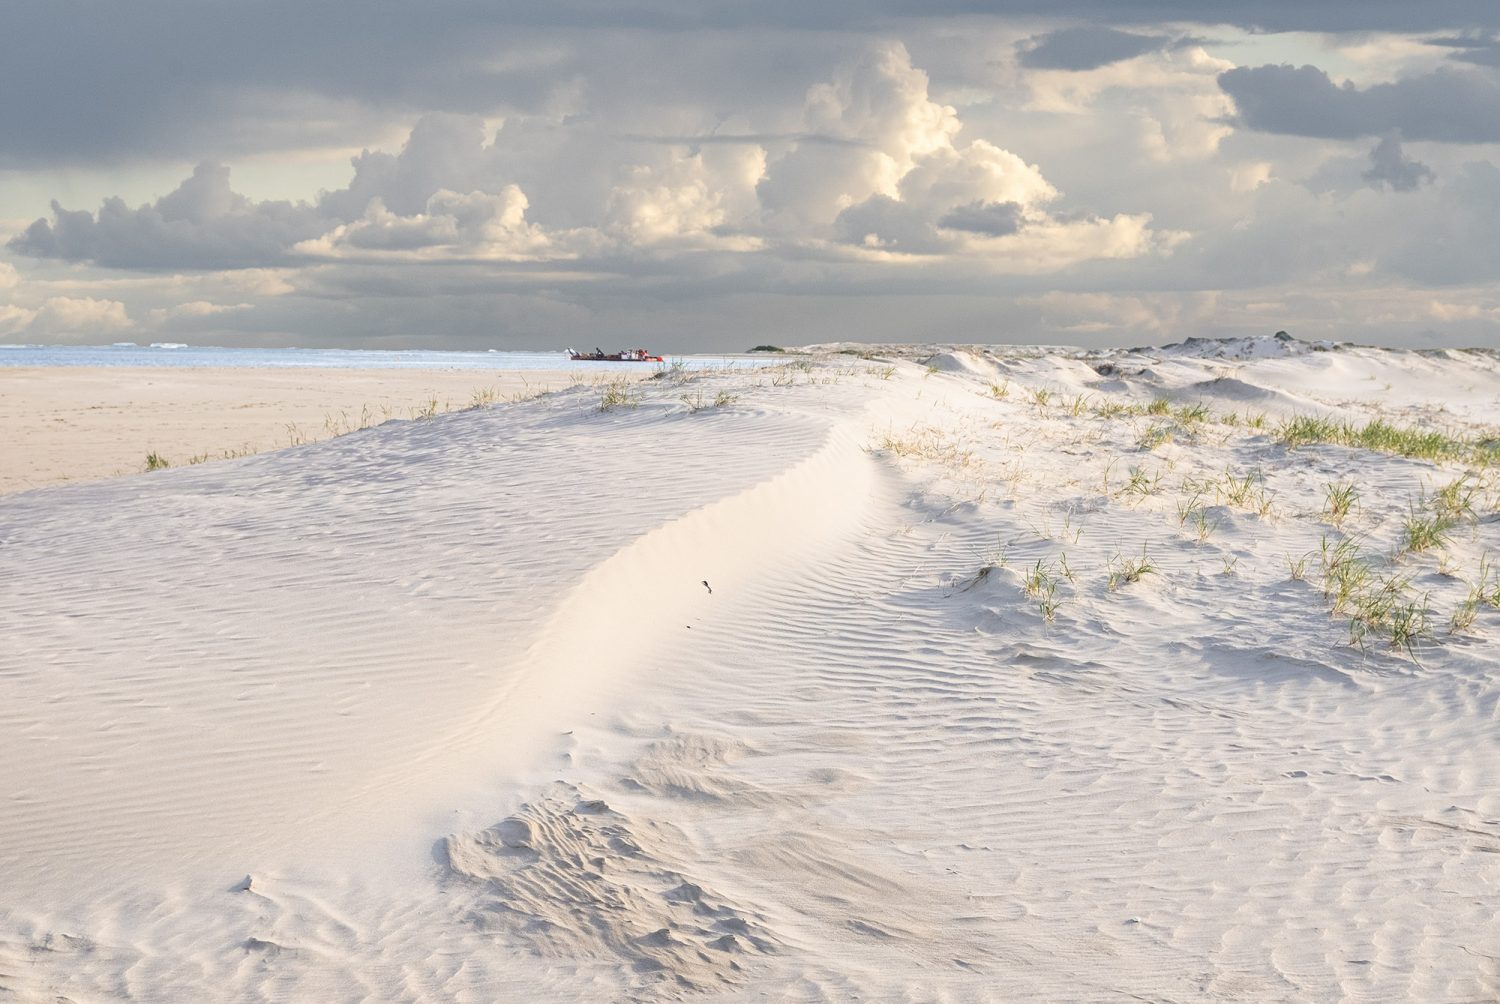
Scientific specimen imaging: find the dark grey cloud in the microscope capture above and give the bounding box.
[937,201,1024,236]
[1016,27,1178,71]
[4,1,1500,167]
[1362,134,1434,192]
[1427,32,1500,67]
[1219,64,1500,142]
[832,196,946,252]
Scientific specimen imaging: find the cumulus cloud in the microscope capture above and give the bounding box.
[1362,134,1434,192]
[1018,43,1236,166]
[1219,64,1500,142]
[9,163,324,268]
[605,145,766,249]
[9,118,579,268]
[758,44,1174,267]
[298,187,568,261]
[10,46,1167,275]
[760,44,1107,259]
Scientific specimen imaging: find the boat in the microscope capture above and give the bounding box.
[566,347,664,362]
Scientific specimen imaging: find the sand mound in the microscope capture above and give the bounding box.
[920,350,998,377]
[1154,332,1337,359]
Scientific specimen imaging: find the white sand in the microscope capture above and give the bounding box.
[0,366,587,493]
[2,340,1498,1000]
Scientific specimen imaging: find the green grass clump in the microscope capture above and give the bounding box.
[1023,560,1063,621]
[1324,482,1358,527]
[1091,401,1128,419]
[1175,402,1210,424]
[1318,535,1372,614]
[1107,550,1156,591]
[680,388,740,412]
[1451,555,1500,633]
[748,345,785,353]
[1432,475,1478,523]
[1120,467,1161,498]
[1347,576,1429,655]
[652,359,690,383]
[1137,423,1173,451]
[598,378,641,412]
[1401,508,1455,554]
[144,452,170,471]
[1317,535,1433,655]
[1278,415,1497,464]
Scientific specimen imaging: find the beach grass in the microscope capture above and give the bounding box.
[1278,415,1500,465]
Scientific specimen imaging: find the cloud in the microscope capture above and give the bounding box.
[147,300,252,324]
[1362,134,1434,192]
[0,261,18,289]
[1427,32,1500,68]
[937,200,1025,236]
[0,296,132,339]
[1018,43,1236,166]
[1017,27,1183,71]
[9,163,325,268]
[758,42,1137,263]
[8,118,581,267]
[5,1,1500,174]
[605,145,767,249]
[298,187,566,261]
[1019,289,1220,333]
[1219,64,1500,142]
[11,46,1167,275]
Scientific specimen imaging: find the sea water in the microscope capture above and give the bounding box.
[0,343,758,372]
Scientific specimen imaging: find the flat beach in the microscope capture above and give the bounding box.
[0,366,582,493]
[2,339,1498,1000]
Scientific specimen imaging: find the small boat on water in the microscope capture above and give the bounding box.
[567,347,664,362]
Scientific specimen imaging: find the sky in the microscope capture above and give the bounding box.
[3,1,1500,351]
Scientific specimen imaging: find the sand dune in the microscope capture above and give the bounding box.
[2,339,1498,1000]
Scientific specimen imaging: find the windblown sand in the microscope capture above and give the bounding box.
[0,366,583,493]
[2,340,1498,1001]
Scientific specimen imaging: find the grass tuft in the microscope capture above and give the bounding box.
[1401,507,1454,554]
[598,378,642,412]
[1023,560,1063,621]
[1107,549,1156,591]
[1324,482,1358,527]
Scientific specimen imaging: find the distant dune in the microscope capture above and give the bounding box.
[2,337,1498,1000]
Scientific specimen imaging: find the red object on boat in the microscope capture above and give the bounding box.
[567,347,664,362]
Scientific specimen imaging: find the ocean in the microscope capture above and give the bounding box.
[0,343,756,371]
